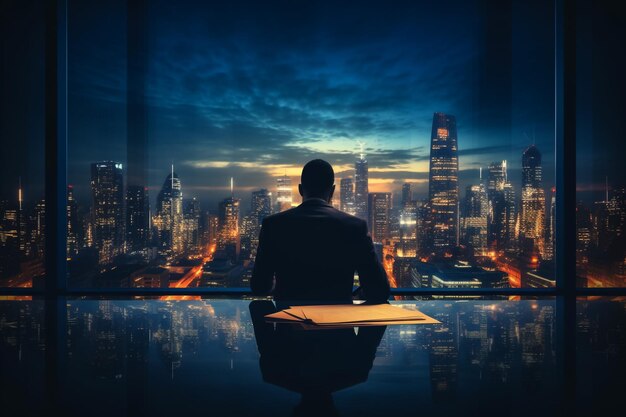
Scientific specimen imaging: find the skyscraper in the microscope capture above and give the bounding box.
[17,178,28,257]
[251,189,273,225]
[218,196,240,262]
[340,178,355,215]
[402,183,413,207]
[545,187,556,260]
[91,162,125,264]
[428,112,459,252]
[520,145,546,257]
[67,185,79,259]
[368,192,391,243]
[153,166,183,254]
[355,145,369,222]
[248,188,272,260]
[502,181,517,250]
[275,175,292,212]
[31,199,45,259]
[487,160,516,251]
[398,200,419,258]
[182,197,200,254]
[126,185,149,252]
[462,181,488,256]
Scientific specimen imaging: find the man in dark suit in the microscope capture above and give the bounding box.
[251,159,390,303]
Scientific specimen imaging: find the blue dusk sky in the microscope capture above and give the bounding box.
[2,0,565,210]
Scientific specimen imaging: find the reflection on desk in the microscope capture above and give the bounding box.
[0,298,625,416]
[250,300,386,416]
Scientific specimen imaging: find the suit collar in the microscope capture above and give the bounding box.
[300,198,332,207]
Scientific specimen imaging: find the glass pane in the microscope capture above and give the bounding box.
[68,0,556,289]
[577,297,626,414]
[0,1,46,289]
[58,299,558,416]
[576,0,626,287]
[0,300,46,414]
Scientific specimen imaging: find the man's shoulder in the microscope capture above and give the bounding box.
[262,205,366,230]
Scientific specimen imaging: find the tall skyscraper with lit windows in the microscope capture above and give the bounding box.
[248,188,273,259]
[91,161,125,264]
[402,183,413,207]
[153,166,184,254]
[520,145,546,257]
[67,185,79,259]
[218,194,240,262]
[427,112,459,252]
[462,180,488,255]
[126,185,149,251]
[368,192,391,243]
[251,189,272,225]
[275,175,292,212]
[487,160,516,251]
[355,146,369,222]
[340,178,355,215]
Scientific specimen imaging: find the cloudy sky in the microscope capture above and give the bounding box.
[65,0,557,211]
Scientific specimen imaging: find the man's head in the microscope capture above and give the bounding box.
[298,159,335,202]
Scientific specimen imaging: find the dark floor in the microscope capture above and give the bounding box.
[0,297,624,416]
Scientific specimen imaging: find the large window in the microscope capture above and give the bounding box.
[63,0,559,290]
[0,0,46,289]
[575,0,626,288]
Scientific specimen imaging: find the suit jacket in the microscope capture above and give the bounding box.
[251,198,390,303]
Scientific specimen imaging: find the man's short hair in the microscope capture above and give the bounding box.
[301,159,334,196]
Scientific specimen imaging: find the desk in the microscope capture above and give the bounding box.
[0,298,624,416]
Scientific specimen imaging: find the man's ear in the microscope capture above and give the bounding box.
[298,184,304,197]
[328,185,335,202]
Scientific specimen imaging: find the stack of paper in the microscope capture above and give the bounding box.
[265,304,440,327]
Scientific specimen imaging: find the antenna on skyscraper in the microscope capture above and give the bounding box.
[357,141,365,160]
[230,177,234,199]
[503,160,508,182]
[606,176,609,202]
[479,167,482,181]
[18,176,22,210]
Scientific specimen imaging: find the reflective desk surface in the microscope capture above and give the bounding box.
[1,298,624,416]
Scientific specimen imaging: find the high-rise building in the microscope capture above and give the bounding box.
[31,200,46,259]
[487,161,507,250]
[239,214,257,261]
[200,211,219,253]
[428,112,459,252]
[576,202,592,274]
[153,167,184,254]
[368,192,391,243]
[340,178,355,215]
[218,196,240,262]
[182,198,200,254]
[251,189,272,225]
[0,201,20,278]
[462,181,488,256]
[126,185,149,252]
[249,189,272,259]
[398,200,420,257]
[17,178,28,257]
[544,187,556,260]
[91,162,125,264]
[402,183,413,207]
[502,181,517,250]
[275,175,292,212]
[67,185,79,259]
[355,146,369,222]
[519,145,546,258]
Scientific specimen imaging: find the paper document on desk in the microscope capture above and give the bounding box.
[265,304,440,326]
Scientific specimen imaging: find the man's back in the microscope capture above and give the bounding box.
[251,198,390,303]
